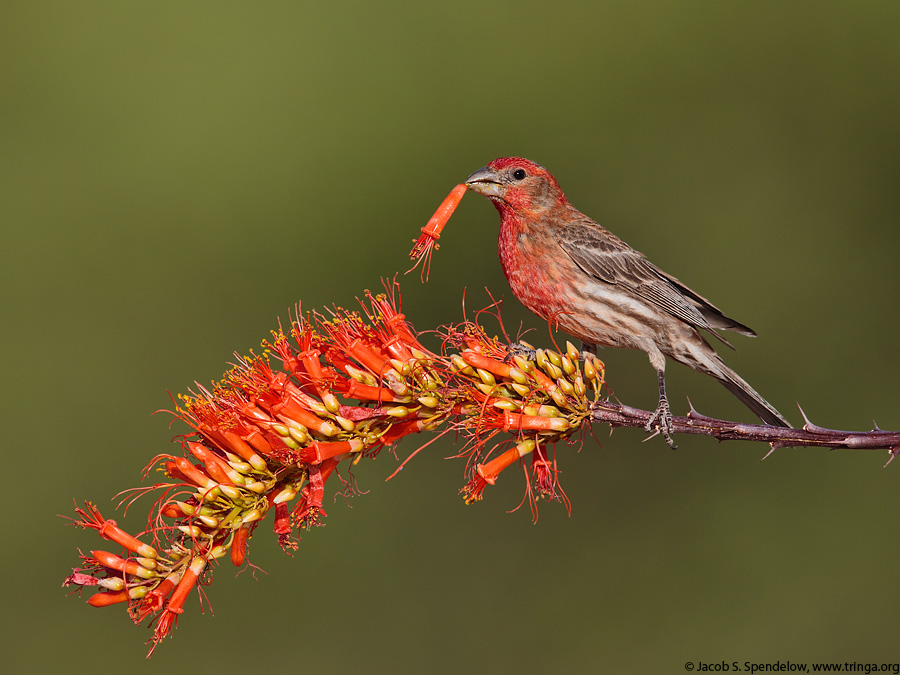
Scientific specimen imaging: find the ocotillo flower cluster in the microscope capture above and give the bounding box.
[63,282,605,656]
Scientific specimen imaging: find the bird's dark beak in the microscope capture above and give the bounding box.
[464,166,503,197]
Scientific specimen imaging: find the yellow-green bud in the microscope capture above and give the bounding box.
[512,354,534,373]
[178,525,203,538]
[417,395,439,408]
[208,545,229,559]
[511,383,532,398]
[548,418,570,432]
[239,508,262,525]
[273,487,297,504]
[476,368,496,386]
[574,375,586,397]
[318,420,340,437]
[281,435,300,451]
[390,358,411,376]
[336,416,356,432]
[386,406,409,418]
[99,577,126,591]
[322,392,341,414]
[550,389,569,407]
[228,459,253,474]
[197,515,219,528]
[557,377,575,395]
[288,425,309,445]
[128,586,149,599]
[508,366,528,385]
[516,438,537,455]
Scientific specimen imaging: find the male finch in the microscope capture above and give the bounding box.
[464,157,789,446]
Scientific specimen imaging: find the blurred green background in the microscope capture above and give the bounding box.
[3,1,900,672]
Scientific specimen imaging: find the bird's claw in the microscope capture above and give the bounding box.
[646,396,677,449]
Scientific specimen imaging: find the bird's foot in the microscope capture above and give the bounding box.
[504,341,537,363]
[645,396,677,449]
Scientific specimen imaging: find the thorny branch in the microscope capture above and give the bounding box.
[590,399,900,464]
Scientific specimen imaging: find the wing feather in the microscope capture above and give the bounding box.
[555,219,755,345]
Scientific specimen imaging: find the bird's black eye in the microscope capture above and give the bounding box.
[512,168,527,180]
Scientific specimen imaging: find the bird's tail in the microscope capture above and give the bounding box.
[711,362,790,428]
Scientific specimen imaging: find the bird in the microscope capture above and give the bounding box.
[463,156,789,446]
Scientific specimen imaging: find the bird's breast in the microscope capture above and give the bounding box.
[497,219,569,323]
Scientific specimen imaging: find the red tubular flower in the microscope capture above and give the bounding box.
[167,456,217,491]
[299,439,364,464]
[163,460,193,484]
[363,282,435,360]
[149,556,207,656]
[239,426,274,455]
[460,350,520,382]
[379,418,430,446]
[267,328,302,376]
[291,459,341,529]
[219,430,267,469]
[136,574,178,620]
[339,379,406,403]
[88,590,129,607]
[289,319,333,398]
[91,550,156,579]
[321,314,410,393]
[487,410,570,433]
[74,503,158,559]
[273,503,291,535]
[265,392,340,438]
[408,183,467,281]
[530,443,556,500]
[231,525,251,566]
[159,503,182,518]
[463,440,536,504]
[187,442,235,485]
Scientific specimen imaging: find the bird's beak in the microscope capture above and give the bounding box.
[464,166,503,197]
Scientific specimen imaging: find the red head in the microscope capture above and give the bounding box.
[464,157,569,218]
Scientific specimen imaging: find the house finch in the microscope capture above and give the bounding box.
[464,157,789,446]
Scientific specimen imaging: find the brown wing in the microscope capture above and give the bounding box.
[555,219,756,344]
